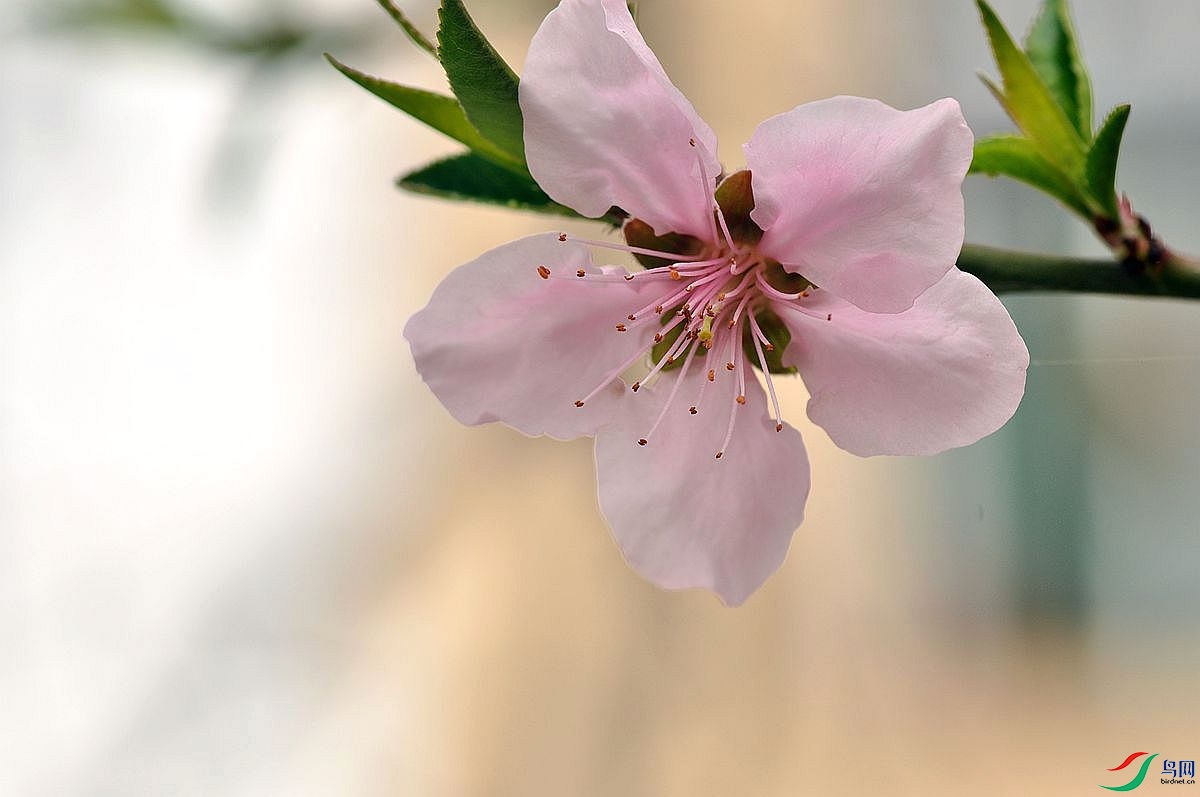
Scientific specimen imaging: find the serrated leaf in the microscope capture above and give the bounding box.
[374,0,436,57]
[976,0,1086,178]
[325,54,520,170]
[1025,0,1093,140]
[398,152,574,215]
[970,135,1091,216]
[437,0,525,165]
[1085,105,1130,219]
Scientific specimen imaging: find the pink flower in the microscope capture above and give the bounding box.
[405,0,1029,605]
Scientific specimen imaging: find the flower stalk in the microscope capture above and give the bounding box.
[958,244,1200,298]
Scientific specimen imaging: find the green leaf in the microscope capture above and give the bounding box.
[1085,105,1130,219]
[976,0,1086,177]
[397,152,575,216]
[325,54,520,169]
[374,0,437,57]
[437,0,525,165]
[970,135,1091,216]
[1024,0,1093,140]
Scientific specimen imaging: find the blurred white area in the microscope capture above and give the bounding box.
[1,1,1199,795]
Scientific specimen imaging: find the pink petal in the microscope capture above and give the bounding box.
[745,96,974,314]
[777,269,1029,457]
[594,357,810,605]
[520,0,720,238]
[404,233,661,440]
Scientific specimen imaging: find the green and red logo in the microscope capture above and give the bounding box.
[1101,752,1158,791]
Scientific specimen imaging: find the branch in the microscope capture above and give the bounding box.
[957,243,1200,298]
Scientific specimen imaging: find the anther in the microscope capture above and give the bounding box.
[707,369,715,382]
[638,438,648,446]
[669,268,681,281]
[689,406,698,415]
[558,233,568,242]
[574,400,585,408]
[615,324,627,332]
[727,318,735,329]
[631,382,641,392]
[725,362,735,371]
[653,332,663,343]
[576,269,586,278]
[627,313,636,321]
[689,138,696,147]
[715,451,724,460]
[766,343,775,352]
[776,423,784,432]
[827,313,832,321]
[736,395,747,406]
[654,305,664,314]
[624,274,634,281]
[666,356,675,365]
[537,265,551,279]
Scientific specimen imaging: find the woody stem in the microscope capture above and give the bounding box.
[956,244,1200,299]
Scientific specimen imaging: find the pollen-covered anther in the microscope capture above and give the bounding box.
[627,313,636,321]
[537,265,551,279]
[688,137,696,147]
[827,313,833,321]
[654,305,663,314]
[615,323,627,332]
[716,292,726,302]
[725,362,735,371]
[766,343,775,352]
[666,356,675,365]
[638,438,648,446]
[669,268,681,281]
[689,406,698,415]
[574,400,584,408]
[653,332,663,343]
[558,233,568,242]
[736,395,747,406]
[631,381,641,392]
[707,369,715,382]
[576,269,586,278]
[775,423,784,432]
[714,451,724,460]
[624,274,634,281]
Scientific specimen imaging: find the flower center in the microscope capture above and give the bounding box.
[541,170,835,458]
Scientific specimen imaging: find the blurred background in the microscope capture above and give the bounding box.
[2,0,1199,794]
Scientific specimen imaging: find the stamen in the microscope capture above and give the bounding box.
[574,346,653,407]
[642,340,701,443]
[577,269,586,278]
[715,323,744,460]
[689,140,721,246]
[748,309,785,432]
[557,233,707,262]
[755,272,805,301]
[537,266,551,280]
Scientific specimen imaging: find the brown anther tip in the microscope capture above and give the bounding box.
[558,233,568,242]
[765,344,775,353]
[537,265,551,279]
[736,395,747,405]
[654,305,663,314]
[801,291,810,298]
[666,356,675,365]
[669,268,681,281]
[631,382,640,392]
[627,313,636,321]
[725,362,735,371]
[689,138,696,147]
[703,339,713,350]
[574,400,585,408]
[689,406,698,415]
[576,269,586,278]
[707,369,715,382]
[638,438,648,446]
[653,333,663,343]
[775,423,784,432]
[615,323,627,332]
[826,313,832,321]
[624,274,634,281]
[714,451,724,460]
[716,293,726,302]
[684,284,693,292]
[727,319,735,329]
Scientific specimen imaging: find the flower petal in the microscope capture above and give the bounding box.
[520,0,720,238]
[594,355,810,605]
[746,96,974,314]
[777,269,1029,457]
[404,233,661,440]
